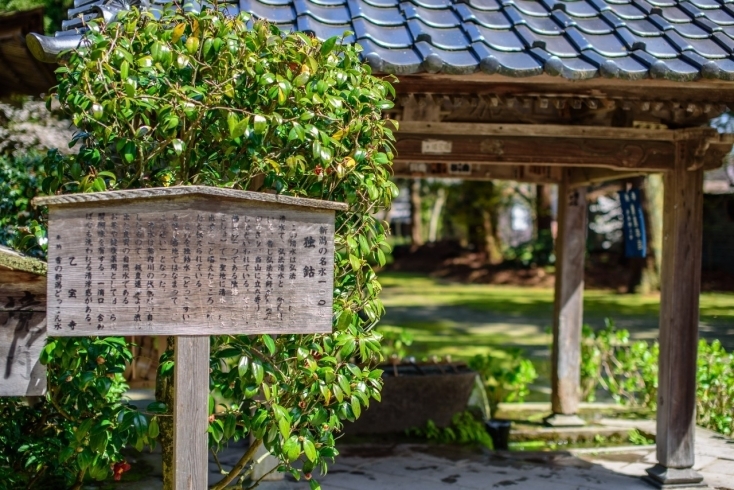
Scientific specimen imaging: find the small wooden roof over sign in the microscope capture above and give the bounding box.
[0,245,47,397]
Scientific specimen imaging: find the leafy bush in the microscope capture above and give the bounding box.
[580,319,658,408]
[0,337,155,488]
[581,319,734,437]
[469,350,538,416]
[0,153,46,257]
[375,326,414,360]
[406,411,493,449]
[696,339,734,436]
[13,4,397,488]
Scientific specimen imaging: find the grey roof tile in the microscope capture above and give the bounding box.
[562,1,601,18]
[510,0,550,17]
[240,0,296,22]
[352,17,413,47]
[465,0,502,11]
[408,19,469,49]
[659,5,695,23]
[455,5,512,29]
[404,3,462,27]
[363,0,400,7]
[408,0,452,9]
[294,0,351,23]
[297,16,355,40]
[607,3,647,20]
[49,0,734,81]
[465,23,525,51]
[349,0,403,25]
[524,13,564,34]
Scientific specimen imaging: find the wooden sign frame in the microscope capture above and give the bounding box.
[34,186,347,489]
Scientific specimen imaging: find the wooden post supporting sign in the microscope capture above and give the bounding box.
[34,186,347,489]
[546,171,587,427]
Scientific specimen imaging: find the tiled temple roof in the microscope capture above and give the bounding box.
[56,0,734,81]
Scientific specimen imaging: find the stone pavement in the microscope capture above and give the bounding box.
[253,423,734,490]
[103,397,734,490]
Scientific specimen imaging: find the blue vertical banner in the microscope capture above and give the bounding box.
[618,189,647,258]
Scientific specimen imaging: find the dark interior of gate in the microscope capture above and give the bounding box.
[28,0,734,487]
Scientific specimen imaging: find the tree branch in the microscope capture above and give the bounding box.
[209,439,263,490]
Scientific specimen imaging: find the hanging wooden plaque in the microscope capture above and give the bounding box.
[34,187,347,337]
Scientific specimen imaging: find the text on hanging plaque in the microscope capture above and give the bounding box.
[33,187,347,337]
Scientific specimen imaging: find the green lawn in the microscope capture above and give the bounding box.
[377,271,734,361]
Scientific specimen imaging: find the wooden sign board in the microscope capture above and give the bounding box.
[34,187,347,337]
[0,246,47,396]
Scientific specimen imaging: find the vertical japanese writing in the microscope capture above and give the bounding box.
[84,213,93,327]
[122,214,131,314]
[109,214,118,322]
[182,219,192,323]
[170,214,180,320]
[53,234,63,331]
[95,212,106,329]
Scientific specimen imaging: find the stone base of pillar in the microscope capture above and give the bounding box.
[643,464,708,489]
[543,413,585,427]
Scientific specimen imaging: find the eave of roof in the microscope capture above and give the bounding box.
[55,0,734,82]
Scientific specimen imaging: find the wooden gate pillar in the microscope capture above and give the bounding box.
[645,144,706,489]
[546,170,587,427]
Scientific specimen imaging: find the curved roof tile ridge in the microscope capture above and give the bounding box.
[27,0,734,80]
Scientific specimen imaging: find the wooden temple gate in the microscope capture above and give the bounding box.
[388,75,734,488]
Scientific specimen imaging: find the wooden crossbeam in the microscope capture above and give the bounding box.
[394,122,730,172]
[391,161,562,183]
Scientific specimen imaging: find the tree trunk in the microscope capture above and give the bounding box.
[641,174,663,293]
[428,187,447,242]
[410,179,424,249]
[482,209,503,265]
[156,336,175,490]
[536,184,553,240]
[626,177,662,294]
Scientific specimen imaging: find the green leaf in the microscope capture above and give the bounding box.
[262,334,276,355]
[171,139,185,155]
[278,416,291,439]
[237,356,250,377]
[223,413,237,440]
[321,36,338,56]
[253,115,268,134]
[251,359,264,385]
[303,438,317,462]
[351,397,361,418]
[283,435,301,462]
[149,416,160,438]
[309,479,322,490]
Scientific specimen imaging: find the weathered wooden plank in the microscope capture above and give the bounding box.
[568,168,650,188]
[0,246,47,396]
[646,143,706,488]
[173,335,209,490]
[394,134,676,171]
[394,74,734,106]
[33,185,349,212]
[397,122,717,142]
[548,172,587,425]
[42,194,337,336]
[0,310,46,396]
[391,161,562,183]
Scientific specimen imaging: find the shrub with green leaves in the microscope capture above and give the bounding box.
[0,153,46,257]
[581,319,734,437]
[469,350,538,417]
[0,337,155,488]
[18,4,397,488]
[580,319,658,408]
